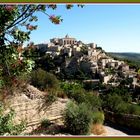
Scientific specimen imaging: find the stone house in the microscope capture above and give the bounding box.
[103,75,113,84]
[50,34,77,46]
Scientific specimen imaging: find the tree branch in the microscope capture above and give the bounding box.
[10,5,40,29]
[6,5,31,30]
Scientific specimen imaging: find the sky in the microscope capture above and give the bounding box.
[27,4,140,53]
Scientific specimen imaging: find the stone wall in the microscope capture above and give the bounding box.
[104,110,140,130]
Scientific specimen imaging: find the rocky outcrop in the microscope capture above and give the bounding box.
[3,85,69,133]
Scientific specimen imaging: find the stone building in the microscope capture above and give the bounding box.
[103,75,113,84]
[50,34,77,46]
[121,64,129,72]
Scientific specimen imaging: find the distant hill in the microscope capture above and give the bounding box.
[107,52,140,69]
[108,52,140,62]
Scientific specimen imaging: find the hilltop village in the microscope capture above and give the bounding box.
[1,35,140,136]
[35,35,139,90]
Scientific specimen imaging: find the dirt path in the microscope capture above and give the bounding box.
[104,126,128,136]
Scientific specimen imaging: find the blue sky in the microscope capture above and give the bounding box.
[28,4,140,52]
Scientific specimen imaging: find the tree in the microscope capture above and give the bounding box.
[0,4,84,92]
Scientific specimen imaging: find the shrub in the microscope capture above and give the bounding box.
[92,111,104,124]
[45,72,60,90]
[83,81,99,90]
[45,92,56,104]
[30,68,48,90]
[0,104,26,135]
[60,82,83,94]
[63,101,93,135]
[85,93,102,111]
[60,82,86,103]
[30,68,59,91]
[41,119,52,128]
[103,94,124,112]
[69,89,86,104]
[127,104,140,115]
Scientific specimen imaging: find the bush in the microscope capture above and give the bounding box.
[60,82,83,94]
[41,119,52,128]
[45,92,56,104]
[92,111,104,124]
[63,101,93,135]
[0,104,26,135]
[127,104,140,115]
[85,93,102,111]
[103,94,124,113]
[60,82,86,103]
[70,89,86,104]
[30,68,59,91]
[116,102,129,114]
[83,81,99,90]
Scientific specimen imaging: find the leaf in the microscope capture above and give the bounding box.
[47,4,57,10]
[66,4,73,9]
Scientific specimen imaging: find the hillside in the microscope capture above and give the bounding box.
[108,52,140,62]
[107,52,140,69]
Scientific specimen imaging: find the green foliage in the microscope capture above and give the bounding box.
[0,104,26,135]
[30,68,59,91]
[0,4,83,92]
[92,111,104,124]
[30,68,47,90]
[45,92,56,104]
[35,54,57,72]
[0,79,4,89]
[41,119,52,128]
[83,81,99,90]
[60,82,83,94]
[44,72,60,90]
[103,92,140,115]
[108,87,132,103]
[84,93,102,111]
[60,82,86,103]
[61,82,102,111]
[127,104,140,116]
[63,101,93,135]
[138,69,140,75]
[103,94,125,113]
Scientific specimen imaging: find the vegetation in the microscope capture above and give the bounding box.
[63,101,93,135]
[108,87,132,103]
[90,124,106,135]
[30,68,60,91]
[61,82,104,135]
[0,104,26,135]
[0,4,84,93]
[1,4,140,135]
[60,82,102,110]
[41,119,52,128]
[102,93,140,115]
[92,111,104,124]
[63,101,104,135]
[84,93,102,111]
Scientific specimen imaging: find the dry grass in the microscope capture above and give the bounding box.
[90,123,107,135]
[57,92,67,99]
